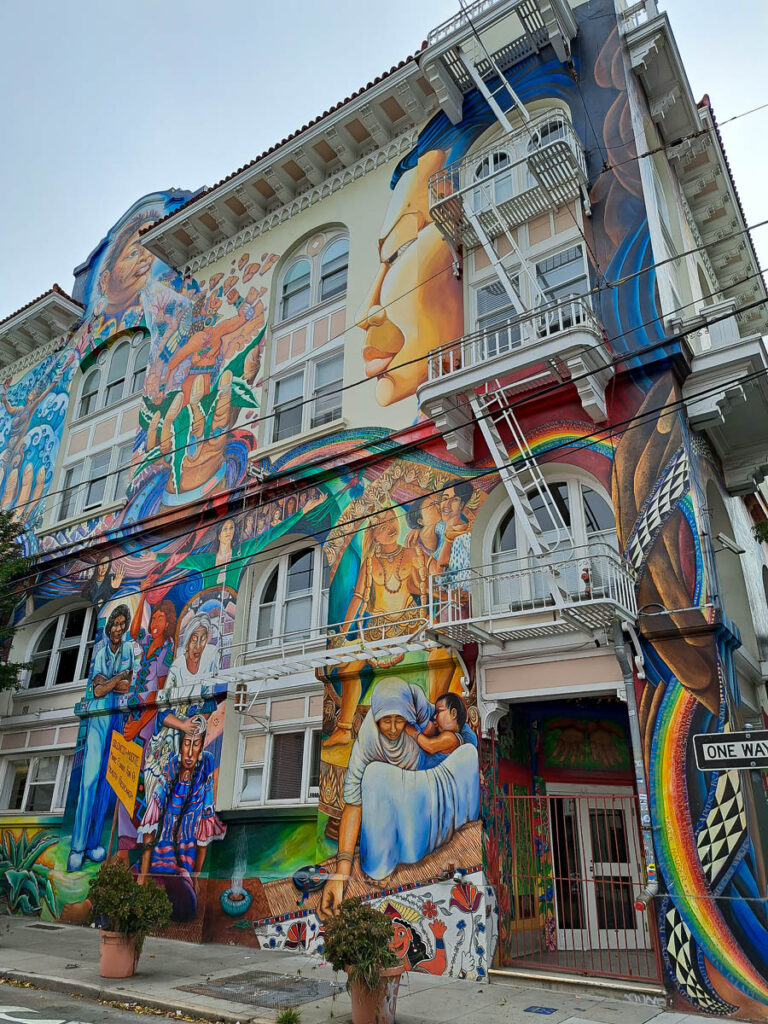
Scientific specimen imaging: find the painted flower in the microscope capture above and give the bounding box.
[422,900,438,920]
[450,882,481,913]
[456,920,466,931]
[284,922,308,949]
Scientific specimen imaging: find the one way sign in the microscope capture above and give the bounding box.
[693,730,768,771]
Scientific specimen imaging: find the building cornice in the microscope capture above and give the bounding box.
[182,128,420,273]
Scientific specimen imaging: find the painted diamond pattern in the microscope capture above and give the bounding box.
[664,904,736,1015]
[625,448,689,571]
[697,771,747,884]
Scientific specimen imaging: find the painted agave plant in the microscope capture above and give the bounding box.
[0,830,58,916]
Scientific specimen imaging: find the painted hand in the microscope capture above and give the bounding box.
[318,877,345,920]
[551,727,585,766]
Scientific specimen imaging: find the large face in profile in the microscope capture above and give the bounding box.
[358,150,463,407]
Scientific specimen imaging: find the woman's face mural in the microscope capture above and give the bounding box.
[359,150,463,406]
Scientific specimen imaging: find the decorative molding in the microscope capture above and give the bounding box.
[184,128,419,274]
[1,334,68,379]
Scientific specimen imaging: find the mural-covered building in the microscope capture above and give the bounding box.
[2,0,768,1015]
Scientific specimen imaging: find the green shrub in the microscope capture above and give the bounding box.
[322,897,399,991]
[88,862,172,953]
[276,1010,302,1024]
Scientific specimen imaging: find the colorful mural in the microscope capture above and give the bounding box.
[0,0,766,1015]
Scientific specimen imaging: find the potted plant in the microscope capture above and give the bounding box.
[323,897,404,1024]
[88,862,172,978]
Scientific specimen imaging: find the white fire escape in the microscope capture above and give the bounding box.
[419,0,635,642]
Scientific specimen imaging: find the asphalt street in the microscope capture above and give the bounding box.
[0,986,192,1024]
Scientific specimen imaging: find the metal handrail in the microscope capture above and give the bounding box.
[427,0,510,46]
[428,541,637,628]
[426,296,602,381]
[226,609,430,670]
[428,109,586,211]
[618,0,659,32]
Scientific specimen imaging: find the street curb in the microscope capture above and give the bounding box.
[0,969,273,1024]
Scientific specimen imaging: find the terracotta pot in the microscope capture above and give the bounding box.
[99,930,140,978]
[346,964,405,1024]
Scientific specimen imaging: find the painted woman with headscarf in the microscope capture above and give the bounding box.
[142,613,218,808]
[138,718,225,921]
[319,677,479,918]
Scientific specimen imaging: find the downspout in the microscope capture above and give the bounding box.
[613,619,659,908]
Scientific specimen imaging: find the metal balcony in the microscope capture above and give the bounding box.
[213,611,435,689]
[427,542,637,644]
[421,1,578,124]
[428,111,588,250]
[681,299,768,494]
[417,297,614,460]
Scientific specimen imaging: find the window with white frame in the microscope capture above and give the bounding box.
[26,606,97,690]
[472,149,515,211]
[535,244,588,306]
[269,232,348,443]
[0,753,73,813]
[490,478,617,606]
[239,728,321,806]
[251,545,330,647]
[475,277,522,355]
[76,334,150,420]
[271,350,344,443]
[57,441,134,522]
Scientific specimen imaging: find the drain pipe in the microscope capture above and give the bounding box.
[612,619,659,910]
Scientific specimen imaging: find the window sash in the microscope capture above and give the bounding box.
[311,354,343,428]
[536,245,587,305]
[27,608,95,690]
[84,450,111,510]
[1,753,72,813]
[272,370,305,443]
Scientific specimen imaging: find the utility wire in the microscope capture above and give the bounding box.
[16,90,768,515]
[23,277,768,572]
[15,212,768,524]
[15,294,768,600]
[20,357,768,610]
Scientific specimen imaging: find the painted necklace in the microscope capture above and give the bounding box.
[376,547,405,593]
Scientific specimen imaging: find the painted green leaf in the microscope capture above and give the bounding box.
[230,375,260,411]
[170,404,192,492]
[21,832,58,871]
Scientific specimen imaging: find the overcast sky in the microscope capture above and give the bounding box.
[1,0,766,319]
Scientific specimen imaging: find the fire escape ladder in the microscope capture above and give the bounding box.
[456,38,531,135]
[471,381,573,607]
[463,175,546,313]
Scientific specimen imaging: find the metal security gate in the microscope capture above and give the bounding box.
[492,789,663,984]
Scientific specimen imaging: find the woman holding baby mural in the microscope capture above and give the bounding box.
[319,678,479,919]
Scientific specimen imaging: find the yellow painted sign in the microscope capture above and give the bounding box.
[106,731,143,816]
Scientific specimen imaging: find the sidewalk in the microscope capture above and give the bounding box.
[0,916,714,1024]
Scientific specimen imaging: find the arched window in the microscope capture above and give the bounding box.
[78,367,101,418]
[74,332,150,420]
[270,230,348,442]
[320,238,349,301]
[489,479,617,607]
[472,149,514,211]
[26,606,98,690]
[131,340,150,394]
[252,545,329,647]
[104,341,130,406]
[280,259,312,320]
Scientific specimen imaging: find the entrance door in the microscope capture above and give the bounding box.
[548,787,650,952]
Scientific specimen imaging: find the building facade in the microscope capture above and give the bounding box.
[2,0,768,1016]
